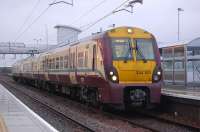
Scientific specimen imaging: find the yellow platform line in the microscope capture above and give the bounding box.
[0,114,8,132]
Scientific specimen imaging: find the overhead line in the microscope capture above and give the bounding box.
[14,0,57,42]
[80,0,130,31]
[69,0,108,25]
[15,0,41,41]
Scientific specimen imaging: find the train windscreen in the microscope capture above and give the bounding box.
[111,38,155,61]
[135,39,155,60]
[111,38,133,60]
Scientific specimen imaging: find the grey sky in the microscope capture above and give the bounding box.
[0,0,199,46]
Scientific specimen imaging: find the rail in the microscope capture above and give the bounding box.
[0,75,199,132]
[0,79,94,132]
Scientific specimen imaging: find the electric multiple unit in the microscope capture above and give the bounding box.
[12,27,162,109]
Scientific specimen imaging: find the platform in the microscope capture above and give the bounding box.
[162,85,200,101]
[161,85,200,121]
[0,84,58,132]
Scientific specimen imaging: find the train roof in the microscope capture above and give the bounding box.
[14,26,154,64]
[46,26,151,53]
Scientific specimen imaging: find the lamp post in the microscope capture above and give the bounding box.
[177,8,184,41]
[33,38,42,51]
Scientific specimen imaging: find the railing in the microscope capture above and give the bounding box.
[193,63,200,81]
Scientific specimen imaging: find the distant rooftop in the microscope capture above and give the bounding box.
[158,41,189,48]
[54,25,82,32]
[159,37,200,48]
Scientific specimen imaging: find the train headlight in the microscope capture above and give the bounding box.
[152,67,162,83]
[112,75,117,81]
[108,67,119,83]
[127,28,133,33]
[157,71,161,76]
[153,75,159,81]
[109,71,114,76]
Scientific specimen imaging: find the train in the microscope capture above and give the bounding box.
[12,26,162,109]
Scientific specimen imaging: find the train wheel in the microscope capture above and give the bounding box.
[69,87,76,99]
[124,103,133,112]
[89,90,99,107]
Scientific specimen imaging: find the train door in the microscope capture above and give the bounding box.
[92,44,97,71]
[44,55,49,81]
[96,41,105,78]
[69,46,78,84]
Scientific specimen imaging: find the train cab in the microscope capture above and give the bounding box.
[104,27,162,108]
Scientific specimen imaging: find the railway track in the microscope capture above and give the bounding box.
[0,78,95,132]
[0,75,199,132]
[0,76,150,132]
[100,106,199,132]
[130,109,200,131]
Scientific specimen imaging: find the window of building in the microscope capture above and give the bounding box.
[163,48,173,58]
[174,61,184,70]
[163,61,173,70]
[174,47,184,57]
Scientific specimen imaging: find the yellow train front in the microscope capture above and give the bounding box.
[100,27,162,109]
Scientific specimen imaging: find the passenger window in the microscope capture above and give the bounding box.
[60,56,64,69]
[56,57,59,69]
[40,61,43,71]
[85,51,88,68]
[52,58,55,69]
[42,60,45,71]
[49,59,51,69]
[70,53,73,68]
[73,53,76,68]
[64,55,68,68]
[78,52,84,67]
[92,45,97,71]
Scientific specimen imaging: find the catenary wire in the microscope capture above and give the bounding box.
[14,0,57,42]
[69,0,108,26]
[15,0,41,41]
[80,0,130,31]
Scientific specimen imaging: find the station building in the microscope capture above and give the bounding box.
[159,37,200,86]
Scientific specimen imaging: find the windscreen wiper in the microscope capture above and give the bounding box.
[124,39,133,62]
[136,41,147,63]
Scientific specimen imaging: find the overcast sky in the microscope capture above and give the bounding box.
[0,0,200,46]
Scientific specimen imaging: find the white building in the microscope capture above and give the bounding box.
[160,37,200,86]
[54,25,82,45]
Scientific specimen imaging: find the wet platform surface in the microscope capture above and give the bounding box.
[162,85,200,101]
[0,84,58,132]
